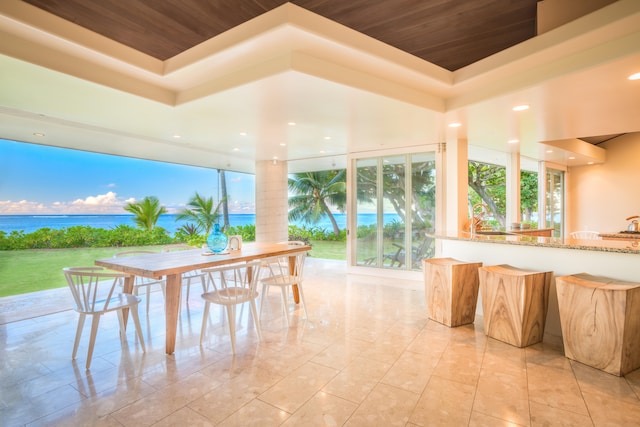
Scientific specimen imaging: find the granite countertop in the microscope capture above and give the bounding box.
[429,232,640,254]
[598,232,640,240]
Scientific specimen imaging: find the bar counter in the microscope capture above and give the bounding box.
[429,231,640,254]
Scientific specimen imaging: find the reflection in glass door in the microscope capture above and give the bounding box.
[354,152,436,270]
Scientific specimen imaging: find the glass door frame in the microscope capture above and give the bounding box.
[346,145,440,276]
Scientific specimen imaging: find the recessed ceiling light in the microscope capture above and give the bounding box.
[324,136,332,140]
[513,105,530,111]
[508,139,519,144]
[239,132,247,136]
[288,122,296,126]
[33,132,45,137]
[587,161,594,165]
[233,147,240,151]
[172,134,181,139]
[546,149,553,153]
[319,150,325,153]
[272,156,278,160]
[448,122,461,128]
[629,72,640,80]
[568,156,576,160]
[279,143,286,146]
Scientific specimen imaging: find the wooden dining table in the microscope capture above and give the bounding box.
[95,242,311,354]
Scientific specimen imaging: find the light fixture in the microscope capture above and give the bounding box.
[239,132,247,136]
[324,136,332,140]
[279,142,286,146]
[629,72,640,80]
[568,156,576,160]
[448,122,461,128]
[288,122,296,126]
[587,161,594,165]
[508,139,519,144]
[512,104,529,111]
[33,132,45,137]
[172,134,181,139]
[232,147,240,151]
[546,149,553,153]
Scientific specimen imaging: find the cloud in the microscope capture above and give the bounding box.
[0,192,130,214]
[106,183,117,188]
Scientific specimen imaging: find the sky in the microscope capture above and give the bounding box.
[0,139,256,215]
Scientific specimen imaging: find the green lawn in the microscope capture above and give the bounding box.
[0,241,346,298]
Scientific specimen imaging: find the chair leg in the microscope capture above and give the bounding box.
[129,306,146,352]
[72,313,86,360]
[200,302,210,344]
[145,285,151,315]
[86,314,101,370]
[227,305,237,354]
[185,277,191,302]
[250,299,262,342]
[280,286,290,326]
[259,283,268,320]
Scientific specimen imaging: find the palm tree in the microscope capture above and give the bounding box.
[124,196,167,231]
[288,170,346,236]
[176,192,222,237]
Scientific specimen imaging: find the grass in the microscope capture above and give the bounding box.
[0,240,346,298]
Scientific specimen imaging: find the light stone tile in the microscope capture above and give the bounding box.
[111,372,220,427]
[322,356,391,403]
[529,401,593,427]
[216,399,290,427]
[258,361,339,413]
[409,375,475,427]
[472,368,530,426]
[527,363,588,415]
[381,349,438,394]
[280,391,357,427]
[188,367,283,424]
[468,410,529,427]
[432,343,484,385]
[151,406,214,427]
[581,389,640,426]
[310,338,371,370]
[344,383,420,427]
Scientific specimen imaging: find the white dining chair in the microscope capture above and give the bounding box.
[114,250,166,314]
[569,231,600,239]
[259,244,308,326]
[63,266,146,369]
[199,261,263,354]
[161,244,207,303]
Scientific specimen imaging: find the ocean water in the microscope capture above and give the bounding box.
[0,213,399,235]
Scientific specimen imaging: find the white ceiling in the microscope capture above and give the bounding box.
[0,1,639,174]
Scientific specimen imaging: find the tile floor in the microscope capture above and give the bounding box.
[1,258,640,426]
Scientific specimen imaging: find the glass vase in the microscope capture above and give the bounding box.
[207,223,228,253]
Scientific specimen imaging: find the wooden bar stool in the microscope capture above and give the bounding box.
[556,273,640,376]
[479,264,552,347]
[423,258,482,327]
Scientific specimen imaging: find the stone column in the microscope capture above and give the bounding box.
[255,159,288,243]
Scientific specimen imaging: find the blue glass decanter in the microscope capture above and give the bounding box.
[207,223,228,253]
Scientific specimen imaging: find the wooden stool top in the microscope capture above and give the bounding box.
[480,264,551,276]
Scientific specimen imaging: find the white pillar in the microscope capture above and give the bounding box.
[442,136,469,235]
[255,160,288,243]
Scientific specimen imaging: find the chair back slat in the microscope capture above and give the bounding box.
[63,267,132,314]
[202,261,262,305]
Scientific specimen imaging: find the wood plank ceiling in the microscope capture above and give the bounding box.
[21,0,539,71]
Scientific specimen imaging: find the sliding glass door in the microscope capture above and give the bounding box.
[353,151,436,271]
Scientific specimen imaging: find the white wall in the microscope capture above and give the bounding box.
[567,132,640,233]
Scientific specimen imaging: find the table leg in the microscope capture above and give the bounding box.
[121,274,135,330]
[289,255,300,303]
[165,273,181,354]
